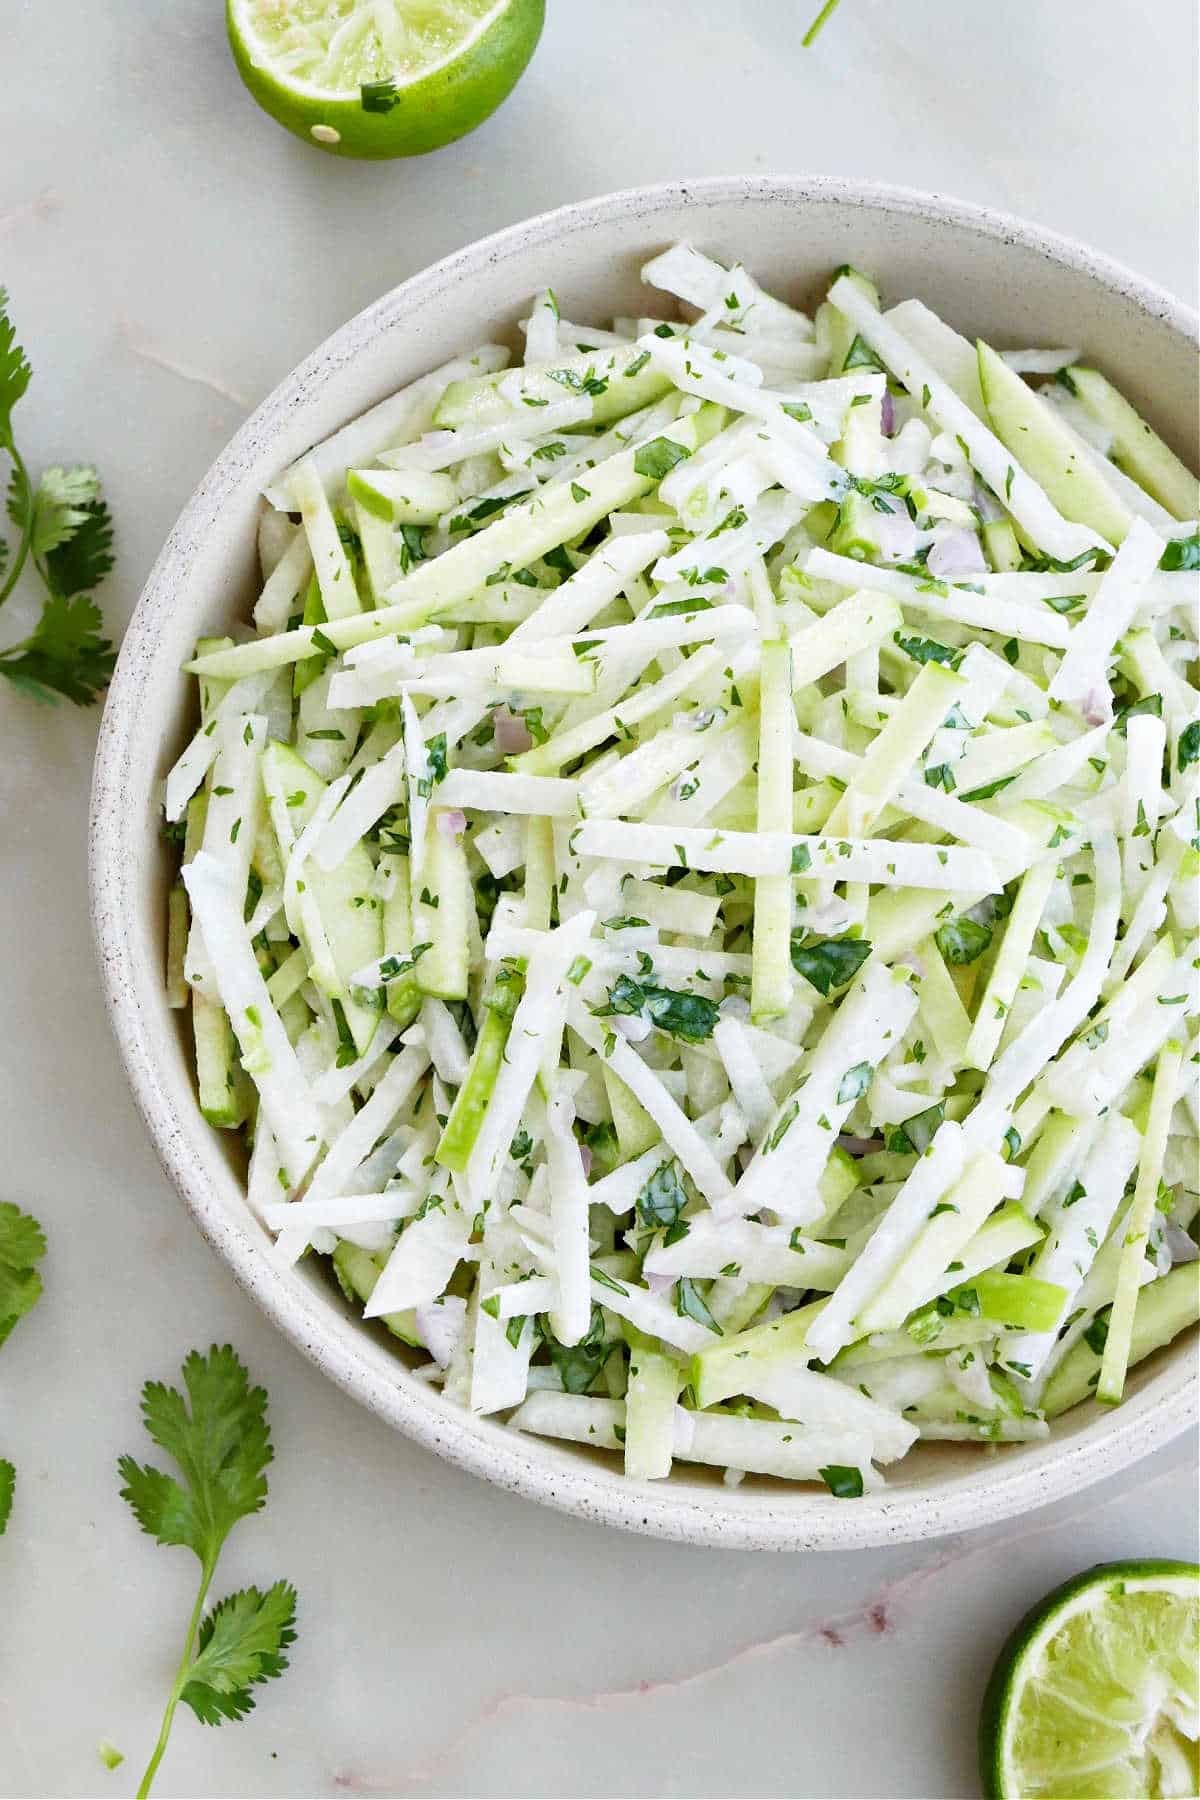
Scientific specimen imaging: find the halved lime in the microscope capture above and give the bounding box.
[980,1561,1200,1798]
[227,0,545,159]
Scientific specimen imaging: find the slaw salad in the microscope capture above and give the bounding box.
[163,245,1200,1495]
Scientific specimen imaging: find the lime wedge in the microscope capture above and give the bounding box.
[226,0,545,159]
[980,1561,1200,1799]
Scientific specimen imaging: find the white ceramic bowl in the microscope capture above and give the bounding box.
[90,176,1199,1551]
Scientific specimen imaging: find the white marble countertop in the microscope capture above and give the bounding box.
[1,2,1196,1794]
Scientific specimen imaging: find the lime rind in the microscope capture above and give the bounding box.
[980,1561,1200,1799]
[226,0,545,158]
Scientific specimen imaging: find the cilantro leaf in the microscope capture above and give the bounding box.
[1019,546,1106,574]
[448,490,530,534]
[397,522,426,573]
[119,1344,271,1566]
[895,632,956,667]
[1114,692,1163,735]
[543,1304,611,1393]
[836,1061,874,1105]
[648,597,713,619]
[0,1200,47,1271]
[675,1276,722,1335]
[596,973,719,1042]
[29,464,102,557]
[1159,531,1199,572]
[887,1102,945,1156]
[790,933,872,997]
[818,1463,864,1499]
[633,436,691,481]
[180,1582,298,1726]
[642,985,720,1042]
[1083,1313,1110,1355]
[0,1201,46,1541]
[583,1118,619,1175]
[841,334,883,373]
[6,458,30,533]
[958,774,1017,803]
[0,288,32,438]
[0,1200,47,1348]
[426,731,449,785]
[0,590,116,705]
[935,915,993,965]
[636,1160,687,1231]
[599,974,646,1017]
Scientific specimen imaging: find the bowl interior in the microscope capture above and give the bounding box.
[91,178,1198,1548]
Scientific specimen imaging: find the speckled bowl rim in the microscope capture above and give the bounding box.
[90,175,1198,1551]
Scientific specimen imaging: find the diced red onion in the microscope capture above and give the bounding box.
[645,1269,675,1297]
[880,389,896,438]
[492,704,533,755]
[436,808,468,839]
[838,1134,884,1157]
[1082,686,1112,727]
[926,530,987,580]
[579,1143,594,1179]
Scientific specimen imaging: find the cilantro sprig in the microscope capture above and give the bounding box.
[0,1199,48,1536]
[0,289,116,705]
[118,1346,297,1797]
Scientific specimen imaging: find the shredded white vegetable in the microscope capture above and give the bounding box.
[165,246,1200,1494]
